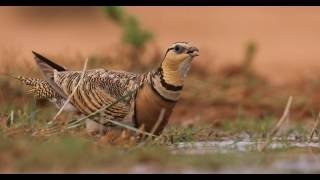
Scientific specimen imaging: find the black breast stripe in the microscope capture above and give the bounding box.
[157,67,183,91]
[150,75,178,103]
[160,76,183,91]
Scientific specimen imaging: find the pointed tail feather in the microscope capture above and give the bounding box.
[10,75,56,99]
[0,73,36,87]
[32,51,66,72]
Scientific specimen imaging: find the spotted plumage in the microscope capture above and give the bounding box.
[16,42,199,135]
[14,76,56,99]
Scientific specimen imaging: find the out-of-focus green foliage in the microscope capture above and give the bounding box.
[103,6,153,49]
[122,16,153,49]
[104,6,124,24]
[243,41,258,72]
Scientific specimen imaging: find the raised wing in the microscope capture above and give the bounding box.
[32,51,68,99]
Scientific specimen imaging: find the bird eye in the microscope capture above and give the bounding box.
[174,45,185,54]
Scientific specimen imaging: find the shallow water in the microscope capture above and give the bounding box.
[171,140,320,154]
[169,140,320,173]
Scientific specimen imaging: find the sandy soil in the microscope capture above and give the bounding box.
[1,6,320,84]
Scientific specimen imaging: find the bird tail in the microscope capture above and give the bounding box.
[8,74,56,99]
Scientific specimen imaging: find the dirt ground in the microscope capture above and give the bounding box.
[1,7,320,85]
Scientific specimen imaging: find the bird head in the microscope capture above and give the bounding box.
[163,42,199,66]
[160,42,199,85]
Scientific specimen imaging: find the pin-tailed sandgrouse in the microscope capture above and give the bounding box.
[16,42,199,135]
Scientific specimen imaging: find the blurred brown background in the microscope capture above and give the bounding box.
[1,6,320,85]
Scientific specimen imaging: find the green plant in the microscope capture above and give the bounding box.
[122,16,153,49]
[242,41,257,73]
[103,7,153,49]
[104,6,125,24]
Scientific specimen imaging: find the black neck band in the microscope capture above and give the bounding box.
[157,67,183,91]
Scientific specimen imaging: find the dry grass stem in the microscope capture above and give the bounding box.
[149,108,166,139]
[52,58,89,121]
[258,96,293,152]
[269,96,293,137]
[308,112,320,143]
[136,108,166,147]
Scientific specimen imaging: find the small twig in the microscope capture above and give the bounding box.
[269,96,293,137]
[140,108,166,145]
[308,112,320,143]
[258,96,293,152]
[96,119,157,137]
[148,108,166,140]
[9,110,14,127]
[52,58,89,121]
[132,108,166,149]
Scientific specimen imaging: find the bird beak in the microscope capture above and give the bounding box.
[187,47,199,57]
